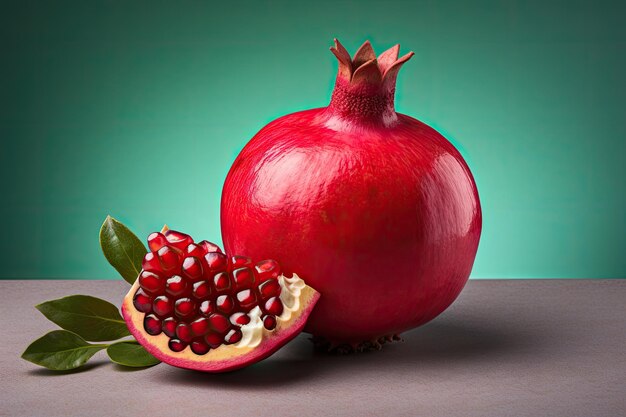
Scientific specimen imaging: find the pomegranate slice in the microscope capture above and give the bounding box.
[122,226,319,372]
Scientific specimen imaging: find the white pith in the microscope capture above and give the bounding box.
[235,273,306,348]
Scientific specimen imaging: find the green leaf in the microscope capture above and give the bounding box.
[21,330,107,370]
[100,215,147,284]
[36,295,131,342]
[107,341,160,368]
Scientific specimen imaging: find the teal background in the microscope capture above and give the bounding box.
[1,0,624,279]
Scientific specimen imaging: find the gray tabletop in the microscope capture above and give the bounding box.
[1,279,624,417]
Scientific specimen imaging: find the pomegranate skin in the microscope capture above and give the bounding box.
[220,41,481,344]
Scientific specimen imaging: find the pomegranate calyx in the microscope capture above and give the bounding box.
[330,39,414,85]
[352,40,376,68]
[326,39,414,128]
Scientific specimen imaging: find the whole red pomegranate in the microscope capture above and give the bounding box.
[221,40,482,350]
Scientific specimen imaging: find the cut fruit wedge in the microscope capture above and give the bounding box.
[121,226,319,372]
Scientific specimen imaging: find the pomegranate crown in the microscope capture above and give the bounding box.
[330,39,414,87]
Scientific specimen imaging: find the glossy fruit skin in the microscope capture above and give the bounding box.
[222,108,481,343]
[221,40,482,344]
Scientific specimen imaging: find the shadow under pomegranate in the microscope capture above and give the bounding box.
[159,316,540,387]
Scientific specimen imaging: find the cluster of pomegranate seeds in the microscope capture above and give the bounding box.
[133,229,284,355]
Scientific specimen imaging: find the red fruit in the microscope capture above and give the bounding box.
[236,289,257,310]
[258,279,281,299]
[182,256,203,281]
[198,240,222,254]
[224,329,242,345]
[152,296,172,317]
[231,255,252,268]
[122,226,319,372]
[263,315,277,330]
[147,232,168,252]
[215,295,235,314]
[199,300,215,317]
[230,312,250,326]
[221,39,481,348]
[144,314,161,335]
[205,252,228,271]
[204,332,223,349]
[232,267,254,289]
[255,259,281,280]
[133,288,152,313]
[175,323,193,343]
[164,230,193,250]
[208,313,230,333]
[139,271,165,294]
[192,280,211,299]
[174,298,196,319]
[157,246,182,274]
[186,243,205,258]
[190,317,210,336]
[213,272,231,292]
[168,339,187,352]
[142,252,161,273]
[264,297,283,316]
[162,317,177,338]
[190,340,210,355]
[165,275,187,297]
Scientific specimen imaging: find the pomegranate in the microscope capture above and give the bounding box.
[221,39,482,350]
[122,227,319,372]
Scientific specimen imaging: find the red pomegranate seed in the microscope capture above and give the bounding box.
[182,256,203,281]
[162,317,177,338]
[186,243,204,258]
[232,267,254,289]
[168,339,187,352]
[204,332,223,348]
[255,259,281,279]
[262,315,277,330]
[208,313,230,334]
[175,323,193,343]
[147,232,168,252]
[231,255,252,268]
[143,314,162,335]
[157,245,182,274]
[216,295,235,314]
[133,233,294,355]
[258,279,281,299]
[192,280,211,299]
[204,252,228,271]
[153,295,173,317]
[224,328,243,345]
[164,230,193,250]
[165,275,187,297]
[133,288,153,313]
[199,300,215,317]
[236,289,257,310]
[139,271,164,294]
[198,240,222,254]
[230,312,251,326]
[213,272,231,292]
[190,317,210,336]
[190,340,210,355]
[264,297,284,316]
[142,252,162,273]
[174,298,196,319]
